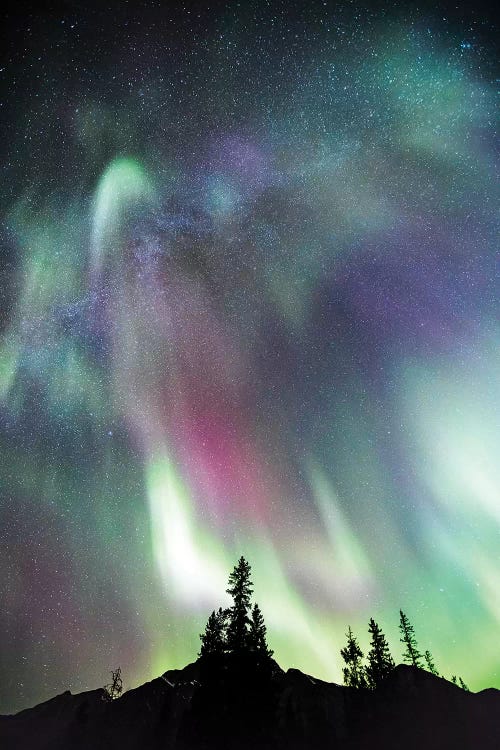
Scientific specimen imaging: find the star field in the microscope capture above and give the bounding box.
[0,0,498,713]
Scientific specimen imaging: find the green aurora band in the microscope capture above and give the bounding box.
[0,5,498,712]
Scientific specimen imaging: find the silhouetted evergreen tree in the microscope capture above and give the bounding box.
[224,558,277,747]
[451,675,458,685]
[459,677,470,691]
[340,626,367,688]
[199,607,227,658]
[226,556,253,653]
[195,606,229,744]
[399,610,423,668]
[424,649,439,676]
[249,603,273,658]
[366,618,395,689]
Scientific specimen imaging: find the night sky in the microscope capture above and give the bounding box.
[0,0,498,714]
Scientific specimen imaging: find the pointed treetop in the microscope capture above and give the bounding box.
[198,557,274,662]
[249,603,273,658]
[366,618,395,689]
[199,607,227,658]
[340,626,367,689]
[424,650,439,676]
[399,610,423,669]
[226,557,253,605]
[226,556,254,652]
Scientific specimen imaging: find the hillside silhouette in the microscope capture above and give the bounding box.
[1,557,499,750]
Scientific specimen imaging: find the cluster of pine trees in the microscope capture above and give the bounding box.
[341,610,469,691]
[195,558,276,747]
[199,556,273,663]
[199,557,470,691]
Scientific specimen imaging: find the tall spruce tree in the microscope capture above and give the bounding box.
[249,603,273,658]
[226,556,253,652]
[199,607,227,658]
[424,649,439,676]
[366,618,395,689]
[340,627,367,688]
[399,610,423,668]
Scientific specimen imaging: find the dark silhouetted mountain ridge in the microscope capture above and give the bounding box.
[1,660,499,749]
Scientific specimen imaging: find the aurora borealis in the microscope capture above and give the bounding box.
[0,0,498,714]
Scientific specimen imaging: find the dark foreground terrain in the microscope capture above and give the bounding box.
[1,661,499,750]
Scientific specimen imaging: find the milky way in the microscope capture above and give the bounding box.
[0,0,498,713]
